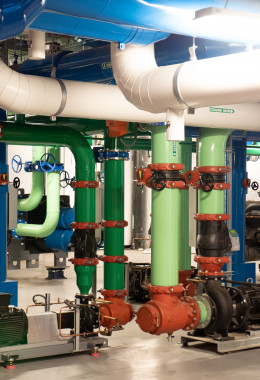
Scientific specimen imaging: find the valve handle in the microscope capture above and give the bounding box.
[60,170,70,188]
[11,155,22,173]
[251,181,259,191]
[150,170,166,191]
[40,153,56,173]
[13,177,20,189]
[200,173,214,193]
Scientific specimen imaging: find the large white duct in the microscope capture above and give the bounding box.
[111,43,260,139]
[1,59,260,133]
[111,43,260,112]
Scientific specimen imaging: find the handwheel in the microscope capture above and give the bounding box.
[251,181,259,191]
[200,173,214,192]
[40,153,56,172]
[11,155,22,173]
[13,177,20,189]
[60,170,70,188]
[150,171,166,191]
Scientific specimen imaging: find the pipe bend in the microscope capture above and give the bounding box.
[204,279,233,337]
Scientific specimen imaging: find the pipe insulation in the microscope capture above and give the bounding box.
[17,146,45,212]
[111,43,260,113]
[15,147,60,238]
[2,56,260,131]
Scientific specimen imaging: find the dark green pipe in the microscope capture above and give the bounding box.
[1,121,96,294]
[104,135,125,290]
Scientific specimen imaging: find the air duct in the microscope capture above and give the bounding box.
[111,43,260,139]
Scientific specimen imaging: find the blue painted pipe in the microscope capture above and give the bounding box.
[30,12,169,46]
[0,0,42,41]
[19,34,248,83]
[0,143,7,282]
[45,229,73,252]
[44,0,260,42]
[57,207,75,230]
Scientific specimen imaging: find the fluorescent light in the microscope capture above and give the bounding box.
[194,7,260,45]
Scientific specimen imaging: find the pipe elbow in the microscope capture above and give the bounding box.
[111,42,184,113]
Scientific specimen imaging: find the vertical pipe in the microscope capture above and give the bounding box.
[0,143,7,283]
[104,135,125,290]
[179,138,192,270]
[151,126,181,286]
[198,128,231,215]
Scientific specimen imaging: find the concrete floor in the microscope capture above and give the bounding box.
[2,250,260,379]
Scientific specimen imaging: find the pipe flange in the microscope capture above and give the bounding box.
[101,220,128,228]
[193,294,213,329]
[195,255,229,277]
[182,296,200,331]
[101,255,128,263]
[70,257,99,266]
[197,166,230,174]
[148,163,184,171]
[194,213,229,221]
[101,289,128,298]
[71,180,99,188]
[148,284,184,294]
[71,222,100,230]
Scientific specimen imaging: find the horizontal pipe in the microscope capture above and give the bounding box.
[30,12,169,46]
[111,43,260,114]
[19,35,247,83]
[44,0,260,44]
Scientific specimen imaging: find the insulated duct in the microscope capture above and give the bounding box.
[2,56,260,131]
[111,43,260,113]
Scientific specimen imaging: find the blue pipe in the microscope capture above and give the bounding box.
[44,0,260,42]
[0,143,7,283]
[30,12,169,46]
[0,0,42,41]
[45,229,73,252]
[57,207,75,230]
[0,142,18,305]
[19,34,248,83]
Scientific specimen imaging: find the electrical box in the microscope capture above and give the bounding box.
[229,229,240,252]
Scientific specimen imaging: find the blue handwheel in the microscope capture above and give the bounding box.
[11,155,22,173]
[40,153,56,172]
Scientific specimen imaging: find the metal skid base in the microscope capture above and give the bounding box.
[181,330,260,353]
[0,337,108,364]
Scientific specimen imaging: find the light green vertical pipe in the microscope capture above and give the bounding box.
[198,128,231,215]
[151,126,180,286]
[18,146,45,212]
[179,139,192,270]
[15,147,60,238]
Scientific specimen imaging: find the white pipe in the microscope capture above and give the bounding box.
[28,30,46,60]
[111,43,260,112]
[1,58,260,133]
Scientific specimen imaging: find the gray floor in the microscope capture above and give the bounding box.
[2,250,260,379]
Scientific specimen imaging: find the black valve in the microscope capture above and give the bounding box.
[150,171,166,191]
[200,173,214,192]
[251,181,259,191]
[13,177,20,189]
[60,170,70,188]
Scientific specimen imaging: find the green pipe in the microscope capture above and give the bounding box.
[198,128,231,215]
[18,146,45,212]
[151,126,181,286]
[104,134,125,290]
[246,147,260,156]
[15,147,60,238]
[2,122,96,294]
[179,139,192,270]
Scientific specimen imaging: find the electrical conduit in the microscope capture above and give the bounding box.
[17,146,45,212]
